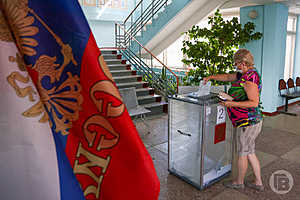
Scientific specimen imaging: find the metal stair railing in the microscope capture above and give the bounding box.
[122,0,172,46]
[115,22,178,97]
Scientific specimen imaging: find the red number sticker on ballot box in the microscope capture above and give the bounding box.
[214,123,226,144]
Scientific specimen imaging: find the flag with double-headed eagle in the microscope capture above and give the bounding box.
[0,0,160,199]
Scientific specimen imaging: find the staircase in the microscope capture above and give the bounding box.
[126,0,226,56]
[102,49,168,116]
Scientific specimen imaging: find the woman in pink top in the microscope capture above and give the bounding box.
[204,49,264,191]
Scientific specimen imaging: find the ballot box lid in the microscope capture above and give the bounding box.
[169,93,219,106]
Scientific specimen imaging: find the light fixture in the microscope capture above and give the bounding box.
[248,10,258,19]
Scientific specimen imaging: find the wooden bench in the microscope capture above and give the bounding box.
[278,78,300,116]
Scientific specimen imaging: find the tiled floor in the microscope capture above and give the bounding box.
[135,104,300,200]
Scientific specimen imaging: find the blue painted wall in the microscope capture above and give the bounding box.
[240,6,264,74]
[262,3,288,112]
[241,3,289,113]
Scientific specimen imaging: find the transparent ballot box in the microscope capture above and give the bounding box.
[168,94,233,189]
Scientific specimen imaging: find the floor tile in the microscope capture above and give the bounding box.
[263,114,300,135]
[136,114,168,146]
[281,145,300,164]
[153,142,168,154]
[136,104,300,200]
[245,150,278,177]
[211,189,253,200]
[277,103,300,116]
[240,158,300,200]
[221,150,278,184]
[148,148,227,200]
[255,126,300,156]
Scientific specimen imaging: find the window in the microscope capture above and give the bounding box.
[284,15,297,80]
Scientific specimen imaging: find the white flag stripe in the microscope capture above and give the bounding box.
[0,40,60,199]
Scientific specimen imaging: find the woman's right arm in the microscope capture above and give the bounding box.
[203,73,237,84]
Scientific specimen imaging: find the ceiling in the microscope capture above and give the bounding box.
[220,0,300,14]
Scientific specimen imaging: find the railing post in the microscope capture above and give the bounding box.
[130,15,133,46]
[115,23,117,48]
[129,25,131,50]
[150,54,153,69]
[123,23,126,47]
[139,44,142,70]
[123,27,125,46]
[152,0,154,21]
[118,23,121,47]
[141,0,143,37]
[164,67,167,97]
[150,54,153,85]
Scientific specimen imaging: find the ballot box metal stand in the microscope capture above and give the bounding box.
[168,94,233,190]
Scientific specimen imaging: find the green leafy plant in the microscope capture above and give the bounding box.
[181,9,262,86]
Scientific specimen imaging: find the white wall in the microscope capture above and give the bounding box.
[88,20,116,47]
[80,0,137,47]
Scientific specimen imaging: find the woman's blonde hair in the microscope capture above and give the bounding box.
[234,49,254,67]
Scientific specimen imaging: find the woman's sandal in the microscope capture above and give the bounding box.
[223,181,245,189]
[245,182,264,191]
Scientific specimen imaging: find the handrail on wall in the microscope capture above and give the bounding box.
[115,22,179,93]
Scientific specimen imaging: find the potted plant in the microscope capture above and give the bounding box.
[181,9,262,86]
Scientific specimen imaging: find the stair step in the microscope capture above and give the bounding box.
[143,101,168,116]
[136,87,154,96]
[107,64,131,71]
[101,50,117,55]
[137,94,162,105]
[105,59,126,65]
[116,81,148,89]
[103,54,122,60]
[111,70,136,77]
[113,75,143,83]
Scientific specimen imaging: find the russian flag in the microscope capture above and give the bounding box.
[0,0,160,199]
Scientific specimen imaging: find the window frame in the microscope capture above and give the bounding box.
[284,14,297,81]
